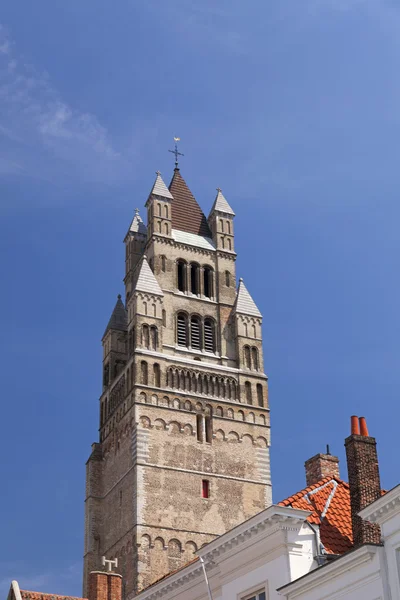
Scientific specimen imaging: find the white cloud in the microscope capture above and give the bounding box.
[0,25,123,183]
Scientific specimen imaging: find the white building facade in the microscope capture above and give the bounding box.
[130,485,400,600]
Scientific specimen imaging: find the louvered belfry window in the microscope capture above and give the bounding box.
[204,319,215,353]
[191,316,201,350]
[177,313,188,347]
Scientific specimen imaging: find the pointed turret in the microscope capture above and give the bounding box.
[208,188,235,252]
[210,189,235,216]
[101,295,128,390]
[134,256,163,296]
[235,278,262,318]
[146,171,173,239]
[124,208,147,300]
[102,294,127,339]
[169,169,211,237]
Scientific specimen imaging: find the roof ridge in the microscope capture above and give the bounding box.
[278,476,349,506]
[20,592,87,600]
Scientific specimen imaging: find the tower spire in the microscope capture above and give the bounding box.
[168,137,184,169]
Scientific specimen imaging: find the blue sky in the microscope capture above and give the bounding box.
[1,0,400,595]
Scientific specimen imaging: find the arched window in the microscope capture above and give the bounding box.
[221,237,225,249]
[190,263,200,295]
[150,326,157,350]
[164,222,168,235]
[162,309,166,327]
[142,325,150,348]
[177,260,186,292]
[227,221,231,234]
[190,316,202,350]
[161,255,166,272]
[154,363,161,388]
[141,361,148,385]
[244,322,248,337]
[164,205,168,218]
[204,318,215,353]
[177,313,188,347]
[245,381,252,404]
[257,383,264,407]
[203,267,213,299]
[220,220,224,232]
[225,271,230,287]
[252,323,257,338]
[157,203,162,216]
[157,221,161,233]
[244,346,251,369]
[251,347,259,371]
[227,238,232,250]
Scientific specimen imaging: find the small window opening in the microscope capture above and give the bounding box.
[202,479,210,498]
[162,309,166,327]
[161,255,166,272]
[245,381,252,404]
[141,361,148,385]
[225,271,230,287]
[203,267,212,299]
[204,318,215,353]
[191,316,201,350]
[205,416,212,443]
[196,414,203,442]
[257,383,264,407]
[177,313,188,347]
[154,363,161,388]
[177,261,186,292]
[190,263,199,295]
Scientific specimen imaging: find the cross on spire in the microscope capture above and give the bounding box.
[101,556,118,572]
[168,137,184,168]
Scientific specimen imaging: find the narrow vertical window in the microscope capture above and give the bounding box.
[157,203,162,216]
[251,347,259,371]
[164,222,168,235]
[150,326,157,350]
[227,238,232,250]
[162,309,166,327]
[161,255,166,272]
[157,221,161,233]
[245,381,252,404]
[204,318,215,353]
[142,325,150,349]
[257,383,264,407]
[154,363,161,388]
[225,271,230,287]
[244,346,251,369]
[177,313,188,347]
[205,416,212,443]
[203,267,213,299]
[227,221,231,234]
[196,414,203,442]
[177,260,186,292]
[190,316,201,350]
[190,263,200,295]
[202,480,210,498]
[141,361,148,385]
[164,205,168,218]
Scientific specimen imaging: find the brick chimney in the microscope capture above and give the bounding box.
[345,415,381,546]
[88,570,122,600]
[305,445,340,486]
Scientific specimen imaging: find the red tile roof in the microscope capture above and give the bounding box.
[278,477,353,555]
[168,169,211,237]
[20,591,86,600]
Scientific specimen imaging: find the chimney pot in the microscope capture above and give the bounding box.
[351,415,360,435]
[359,416,369,437]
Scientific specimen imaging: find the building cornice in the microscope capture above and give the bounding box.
[277,544,380,596]
[359,484,400,525]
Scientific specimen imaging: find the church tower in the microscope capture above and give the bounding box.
[83,165,271,597]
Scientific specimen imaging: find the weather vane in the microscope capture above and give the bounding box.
[169,137,184,168]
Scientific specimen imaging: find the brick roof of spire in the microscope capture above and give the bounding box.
[168,169,211,237]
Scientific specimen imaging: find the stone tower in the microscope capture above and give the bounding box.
[83,167,271,597]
